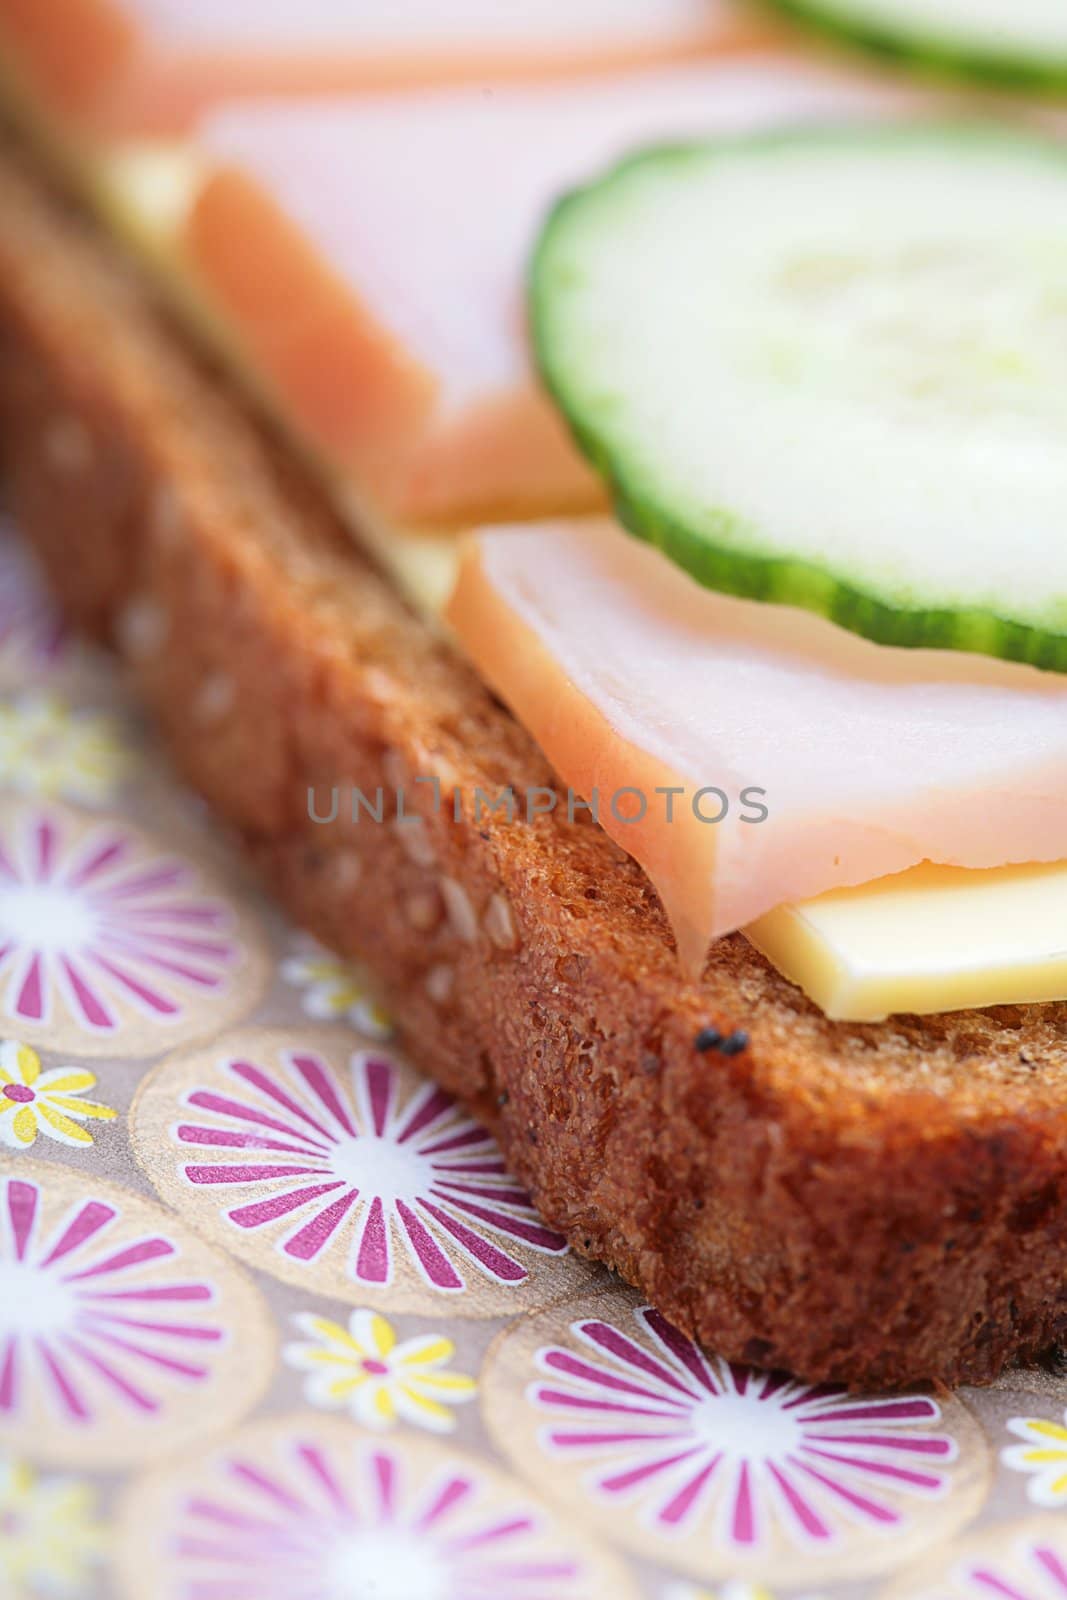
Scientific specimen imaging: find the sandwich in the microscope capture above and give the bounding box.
[1,0,1066,1392]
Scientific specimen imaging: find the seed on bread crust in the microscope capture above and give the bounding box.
[150,484,186,550]
[44,414,93,474]
[440,877,479,944]
[485,891,519,952]
[425,964,455,1005]
[394,816,436,868]
[115,596,169,662]
[405,888,443,932]
[193,672,235,725]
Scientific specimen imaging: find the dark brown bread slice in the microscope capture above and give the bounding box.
[2,135,1067,1390]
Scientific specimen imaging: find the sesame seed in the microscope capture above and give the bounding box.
[115,596,169,662]
[44,416,94,475]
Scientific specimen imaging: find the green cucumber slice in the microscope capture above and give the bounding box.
[766,0,1067,93]
[531,125,1067,671]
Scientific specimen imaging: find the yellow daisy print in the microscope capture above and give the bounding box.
[0,691,128,805]
[284,1309,476,1434]
[1003,1411,1067,1506]
[0,1040,117,1151]
[282,939,394,1039]
[0,1455,105,1596]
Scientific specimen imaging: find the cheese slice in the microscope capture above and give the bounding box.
[179,62,906,529]
[447,519,1067,974]
[281,503,1067,1025]
[287,506,1067,1022]
[746,861,1067,1021]
[0,0,776,137]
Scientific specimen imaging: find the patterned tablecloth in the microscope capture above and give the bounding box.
[1,506,1066,1599]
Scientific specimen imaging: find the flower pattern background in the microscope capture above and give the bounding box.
[0,1040,115,1152]
[0,693,129,807]
[0,800,270,1055]
[481,1288,991,1585]
[1002,1411,1067,1507]
[0,507,1061,1598]
[284,1308,477,1433]
[0,1163,274,1470]
[879,1518,1067,1600]
[129,1027,591,1316]
[116,1416,636,1600]
[662,1586,826,1600]
[0,1453,105,1598]
[282,934,394,1039]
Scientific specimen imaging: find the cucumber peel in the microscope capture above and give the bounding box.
[531,124,1067,671]
[765,0,1067,94]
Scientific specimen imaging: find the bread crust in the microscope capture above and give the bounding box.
[2,137,1066,1389]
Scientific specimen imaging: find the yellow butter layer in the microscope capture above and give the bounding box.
[745,860,1067,1021]
[95,142,201,249]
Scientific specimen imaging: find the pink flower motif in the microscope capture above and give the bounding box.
[0,1174,223,1427]
[530,1307,956,1554]
[955,1539,1067,1600]
[0,531,67,680]
[175,1048,567,1293]
[0,808,238,1034]
[170,1434,590,1599]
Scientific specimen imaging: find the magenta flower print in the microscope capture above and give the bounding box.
[0,1165,273,1469]
[0,1173,218,1429]
[881,1523,1067,1600]
[169,1040,568,1310]
[483,1290,988,1584]
[116,1419,635,1600]
[530,1306,955,1549]
[960,1542,1067,1600]
[0,804,264,1053]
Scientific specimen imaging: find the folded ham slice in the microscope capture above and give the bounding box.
[184,61,906,527]
[448,520,1067,970]
[0,0,775,136]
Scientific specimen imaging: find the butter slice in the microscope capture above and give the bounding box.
[96,143,201,250]
[745,861,1067,1021]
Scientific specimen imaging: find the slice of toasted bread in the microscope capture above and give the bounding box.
[1,130,1066,1389]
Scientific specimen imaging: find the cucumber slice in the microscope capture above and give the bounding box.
[767,0,1067,93]
[531,126,1067,671]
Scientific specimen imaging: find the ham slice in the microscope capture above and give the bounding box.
[182,61,906,528]
[0,0,775,136]
[447,520,1067,970]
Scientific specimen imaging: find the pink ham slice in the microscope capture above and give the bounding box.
[0,0,777,136]
[448,520,1067,971]
[184,61,908,527]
